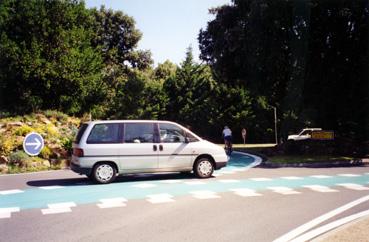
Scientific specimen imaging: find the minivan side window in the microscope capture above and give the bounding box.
[124,123,154,143]
[87,123,121,144]
[75,123,88,144]
[159,123,186,143]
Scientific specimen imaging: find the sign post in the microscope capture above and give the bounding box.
[23,132,44,156]
[241,128,247,144]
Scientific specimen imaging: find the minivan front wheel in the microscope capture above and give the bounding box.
[93,162,116,184]
[194,158,214,178]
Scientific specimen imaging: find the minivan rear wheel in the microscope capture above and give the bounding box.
[93,162,116,184]
[194,158,214,178]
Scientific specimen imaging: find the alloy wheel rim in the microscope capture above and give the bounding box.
[97,164,113,181]
[198,160,212,176]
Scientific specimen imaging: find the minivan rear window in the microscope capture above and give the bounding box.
[74,123,88,144]
[87,123,121,144]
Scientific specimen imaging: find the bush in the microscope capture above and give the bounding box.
[40,146,52,159]
[61,137,73,154]
[14,125,34,136]
[0,136,17,156]
[9,150,29,164]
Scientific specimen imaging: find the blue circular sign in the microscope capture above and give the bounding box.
[23,132,44,156]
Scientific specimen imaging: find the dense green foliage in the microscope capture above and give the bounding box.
[199,0,369,150]
[0,0,368,151]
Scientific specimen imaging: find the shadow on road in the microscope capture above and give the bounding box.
[26,172,206,187]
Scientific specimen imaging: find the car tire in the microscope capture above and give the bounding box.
[194,158,214,178]
[93,162,117,184]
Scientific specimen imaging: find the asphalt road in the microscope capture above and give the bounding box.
[1,152,369,242]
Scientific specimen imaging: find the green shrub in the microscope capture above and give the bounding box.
[61,137,73,153]
[40,146,52,159]
[9,150,29,164]
[0,136,17,156]
[14,125,34,136]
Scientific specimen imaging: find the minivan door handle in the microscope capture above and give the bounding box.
[159,144,163,151]
[153,145,157,151]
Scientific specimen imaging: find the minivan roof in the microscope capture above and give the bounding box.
[84,120,182,125]
[82,120,202,140]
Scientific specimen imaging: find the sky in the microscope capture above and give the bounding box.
[85,0,231,66]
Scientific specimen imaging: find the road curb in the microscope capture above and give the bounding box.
[259,159,368,168]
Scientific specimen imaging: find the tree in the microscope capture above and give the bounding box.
[199,0,369,149]
[0,0,105,115]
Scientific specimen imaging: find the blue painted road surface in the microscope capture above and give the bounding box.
[1,152,368,215]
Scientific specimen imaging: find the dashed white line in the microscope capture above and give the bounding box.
[337,183,369,191]
[218,179,240,183]
[338,174,361,177]
[147,194,174,204]
[230,188,262,197]
[219,170,235,174]
[281,176,303,180]
[212,172,223,177]
[184,181,206,185]
[0,207,20,219]
[132,183,157,188]
[268,187,301,195]
[303,185,338,193]
[250,178,272,182]
[97,197,127,208]
[0,189,24,195]
[39,186,64,190]
[310,175,332,179]
[41,202,76,215]
[190,190,220,199]
[159,180,182,184]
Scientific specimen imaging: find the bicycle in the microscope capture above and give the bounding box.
[224,139,233,156]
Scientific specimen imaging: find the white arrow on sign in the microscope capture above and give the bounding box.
[25,138,42,150]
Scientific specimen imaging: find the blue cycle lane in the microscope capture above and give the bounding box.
[1,152,369,211]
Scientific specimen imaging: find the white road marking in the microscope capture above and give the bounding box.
[212,172,223,177]
[338,174,360,177]
[273,194,369,242]
[190,190,220,199]
[219,170,235,174]
[303,185,338,193]
[147,194,174,204]
[132,183,157,188]
[218,179,240,183]
[250,178,272,182]
[0,189,24,195]
[0,207,20,219]
[231,168,247,172]
[159,180,182,184]
[337,183,369,191]
[230,188,262,197]
[39,186,64,190]
[310,175,332,179]
[281,176,302,180]
[97,197,127,208]
[184,181,206,185]
[41,202,76,215]
[291,209,369,242]
[268,187,301,195]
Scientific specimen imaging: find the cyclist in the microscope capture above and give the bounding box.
[222,126,233,155]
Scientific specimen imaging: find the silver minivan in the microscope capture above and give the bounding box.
[71,120,228,184]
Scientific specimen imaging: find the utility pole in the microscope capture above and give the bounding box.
[270,105,278,145]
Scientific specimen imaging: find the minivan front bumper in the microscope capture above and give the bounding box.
[215,161,227,170]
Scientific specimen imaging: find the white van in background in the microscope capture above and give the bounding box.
[71,120,228,184]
